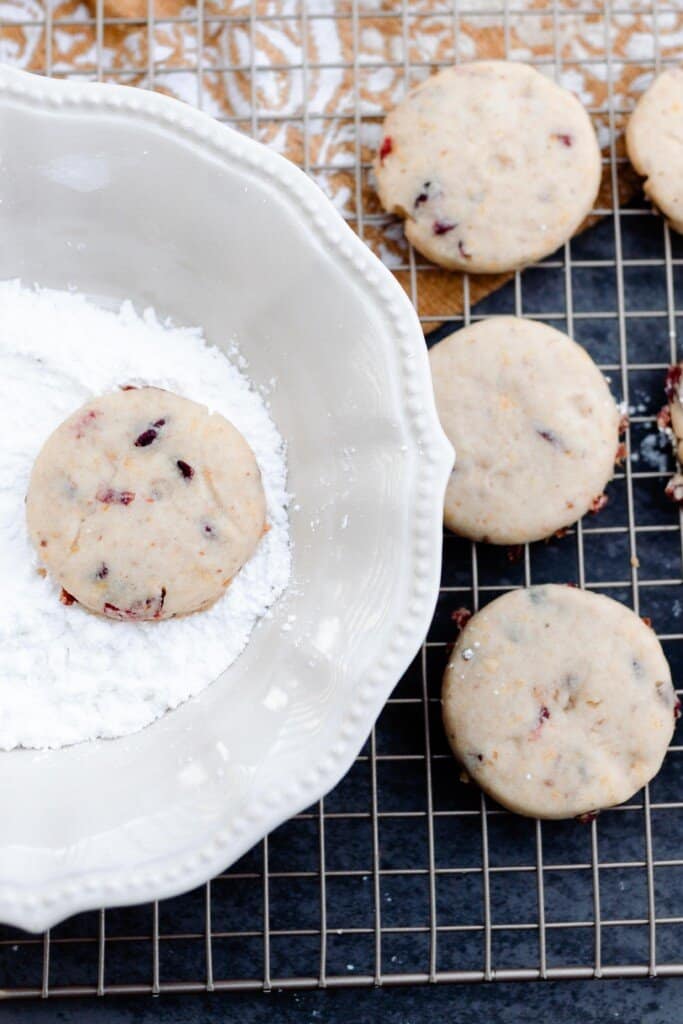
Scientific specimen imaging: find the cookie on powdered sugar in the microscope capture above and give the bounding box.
[374,61,602,273]
[428,316,620,544]
[26,387,266,621]
[442,586,677,819]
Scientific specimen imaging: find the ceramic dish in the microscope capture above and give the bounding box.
[0,66,452,932]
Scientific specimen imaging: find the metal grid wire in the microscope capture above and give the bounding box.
[1,0,683,999]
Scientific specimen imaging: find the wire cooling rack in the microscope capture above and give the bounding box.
[1,0,683,1000]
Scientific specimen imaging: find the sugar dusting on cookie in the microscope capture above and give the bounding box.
[0,281,291,750]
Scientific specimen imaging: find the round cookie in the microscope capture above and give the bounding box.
[442,586,676,819]
[374,61,602,273]
[26,387,266,621]
[428,316,620,544]
[627,68,683,235]
[666,363,683,461]
[664,363,683,504]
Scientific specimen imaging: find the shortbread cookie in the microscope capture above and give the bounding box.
[627,68,683,234]
[374,61,602,273]
[428,316,620,544]
[26,387,266,620]
[442,586,676,819]
[663,362,683,504]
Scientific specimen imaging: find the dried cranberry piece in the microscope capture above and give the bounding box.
[177,459,194,480]
[675,698,682,721]
[618,411,630,435]
[203,523,215,537]
[433,220,457,236]
[135,428,158,447]
[615,442,627,465]
[536,426,564,449]
[665,364,682,403]
[96,486,135,506]
[576,810,598,824]
[74,409,101,439]
[641,616,653,629]
[379,136,393,163]
[134,417,167,446]
[458,239,472,260]
[120,384,138,391]
[414,180,440,208]
[96,563,109,580]
[104,588,166,621]
[450,607,472,632]
[529,704,550,741]
[60,588,76,606]
[553,133,573,147]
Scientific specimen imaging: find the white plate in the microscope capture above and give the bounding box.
[0,66,453,932]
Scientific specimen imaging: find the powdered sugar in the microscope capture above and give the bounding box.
[0,281,290,750]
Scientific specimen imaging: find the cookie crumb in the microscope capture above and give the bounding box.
[589,493,608,514]
[450,606,472,632]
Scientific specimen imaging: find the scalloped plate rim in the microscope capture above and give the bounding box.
[0,66,454,932]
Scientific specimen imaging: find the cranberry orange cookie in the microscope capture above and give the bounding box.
[26,388,266,620]
[662,363,683,504]
[442,586,676,819]
[374,61,601,273]
[429,316,620,544]
[626,68,683,235]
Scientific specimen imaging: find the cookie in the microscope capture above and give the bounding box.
[428,316,620,544]
[627,68,683,235]
[663,362,683,504]
[442,586,676,819]
[374,61,602,273]
[26,387,266,621]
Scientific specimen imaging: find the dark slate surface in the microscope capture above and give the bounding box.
[1,979,680,1022]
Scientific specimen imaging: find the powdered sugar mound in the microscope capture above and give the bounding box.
[0,281,290,750]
